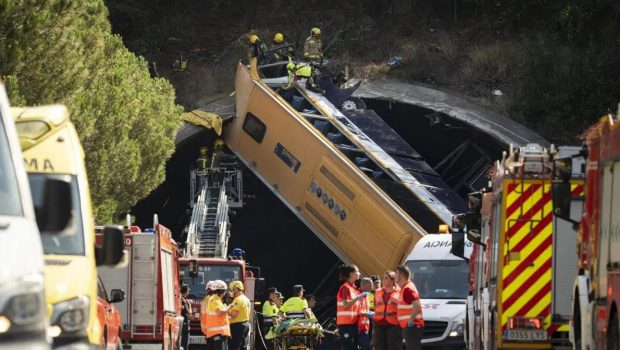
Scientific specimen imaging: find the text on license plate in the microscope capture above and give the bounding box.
[190,336,207,344]
[504,329,547,341]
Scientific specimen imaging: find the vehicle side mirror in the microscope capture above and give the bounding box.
[36,178,73,234]
[109,289,125,303]
[96,225,124,266]
[554,157,573,183]
[450,231,467,260]
[465,212,483,245]
[255,277,266,295]
[452,213,465,230]
[189,259,198,278]
[467,192,483,212]
[552,182,572,221]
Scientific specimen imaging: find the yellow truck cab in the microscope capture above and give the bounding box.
[12,105,123,349]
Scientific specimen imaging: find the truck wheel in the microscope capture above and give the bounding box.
[609,310,619,350]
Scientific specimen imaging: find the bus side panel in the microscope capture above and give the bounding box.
[497,179,553,348]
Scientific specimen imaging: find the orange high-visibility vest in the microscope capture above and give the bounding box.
[357,293,370,333]
[206,295,231,338]
[397,280,424,328]
[336,282,359,325]
[374,288,400,326]
[200,295,212,335]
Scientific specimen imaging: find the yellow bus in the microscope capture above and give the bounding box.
[12,105,123,349]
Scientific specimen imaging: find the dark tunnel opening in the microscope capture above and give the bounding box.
[131,99,508,322]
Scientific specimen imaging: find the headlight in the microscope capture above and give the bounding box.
[449,321,464,337]
[0,273,46,334]
[51,296,89,335]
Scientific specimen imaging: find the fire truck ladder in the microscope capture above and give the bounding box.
[185,171,231,259]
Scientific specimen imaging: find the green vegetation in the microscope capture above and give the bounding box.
[0,0,183,222]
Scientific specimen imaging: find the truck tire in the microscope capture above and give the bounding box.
[609,310,619,350]
[573,292,582,350]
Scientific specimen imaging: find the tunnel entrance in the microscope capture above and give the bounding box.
[131,98,508,321]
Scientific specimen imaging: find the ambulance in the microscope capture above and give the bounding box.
[404,233,473,349]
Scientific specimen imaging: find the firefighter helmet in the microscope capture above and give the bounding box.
[274,33,284,43]
[250,34,259,44]
[206,280,215,291]
[199,146,208,155]
[311,27,321,36]
[214,139,225,149]
[229,280,244,291]
[213,280,227,291]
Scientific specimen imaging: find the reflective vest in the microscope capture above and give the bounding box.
[303,36,322,61]
[230,293,251,324]
[262,300,279,325]
[280,296,307,319]
[368,292,375,311]
[357,293,370,333]
[206,295,231,338]
[397,281,424,328]
[200,294,212,335]
[336,282,359,325]
[374,288,400,326]
[290,64,312,78]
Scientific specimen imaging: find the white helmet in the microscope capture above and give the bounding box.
[213,280,227,291]
[206,280,215,291]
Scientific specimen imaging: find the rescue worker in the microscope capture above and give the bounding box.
[197,146,209,173]
[262,287,280,331]
[336,264,365,350]
[180,285,192,350]
[373,271,402,350]
[271,32,294,62]
[357,278,374,350]
[371,275,382,292]
[303,27,323,63]
[249,34,268,62]
[200,281,215,337]
[206,280,232,350]
[305,294,318,322]
[396,266,424,350]
[210,139,225,169]
[285,58,324,94]
[279,285,312,319]
[228,280,251,350]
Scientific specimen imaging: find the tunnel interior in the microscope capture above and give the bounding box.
[131,98,507,321]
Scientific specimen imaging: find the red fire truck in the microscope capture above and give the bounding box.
[552,112,620,350]
[459,144,584,350]
[97,216,184,349]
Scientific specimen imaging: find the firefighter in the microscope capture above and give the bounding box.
[180,285,192,350]
[197,146,209,173]
[271,32,294,62]
[249,34,269,62]
[275,291,284,308]
[396,266,424,350]
[200,281,215,337]
[304,27,323,63]
[373,271,401,350]
[285,59,324,94]
[210,139,225,169]
[206,280,232,350]
[228,280,251,350]
[358,278,374,350]
[336,264,366,350]
[279,285,312,319]
[305,294,318,322]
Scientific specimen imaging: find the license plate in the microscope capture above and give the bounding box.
[504,329,547,341]
[190,336,207,344]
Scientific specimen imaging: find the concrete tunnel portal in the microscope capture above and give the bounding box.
[131,82,547,321]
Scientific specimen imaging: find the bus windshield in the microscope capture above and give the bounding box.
[406,259,469,299]
[0,121,22,216]
[28,173,85,255]
[180,264,243,298]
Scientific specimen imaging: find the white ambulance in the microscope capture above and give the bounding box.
[404,233,473,349]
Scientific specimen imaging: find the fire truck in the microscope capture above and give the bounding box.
[552,112,620,350]
[458,144,584,349]
[179,145,264,347]
[97,216,184,350]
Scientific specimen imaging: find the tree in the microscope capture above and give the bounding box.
[0,0,182,223]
